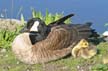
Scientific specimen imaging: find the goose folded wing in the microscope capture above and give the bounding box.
[33,26,74,50]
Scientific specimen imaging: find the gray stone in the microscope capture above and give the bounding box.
[1,48,6,53]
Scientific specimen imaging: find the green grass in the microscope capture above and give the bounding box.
[0,25,22,49]
[31,8,71,25]
[0,49,42,71]
[0,42,108,71]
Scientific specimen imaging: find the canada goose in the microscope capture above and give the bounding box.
[72,39,97,59]
[20,14,74,44]
[12,14,98,64]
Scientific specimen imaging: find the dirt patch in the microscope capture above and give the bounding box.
[42,63,71,71]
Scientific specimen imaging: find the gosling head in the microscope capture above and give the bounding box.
[77,39,89,48]
[72,39,89,58]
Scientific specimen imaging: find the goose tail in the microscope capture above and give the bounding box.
[74,22,99,40]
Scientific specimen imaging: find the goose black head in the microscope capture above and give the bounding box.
[20,18,48,44]
[20,18,47,33]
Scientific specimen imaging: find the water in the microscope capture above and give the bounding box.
[0,0,108,33]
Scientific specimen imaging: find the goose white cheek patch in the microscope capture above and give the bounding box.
[30,21,39,32]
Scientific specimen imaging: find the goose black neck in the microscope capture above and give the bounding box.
[29,32,39,44]
[29,31,48,45]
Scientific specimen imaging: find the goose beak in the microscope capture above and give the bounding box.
[20,26,29,33]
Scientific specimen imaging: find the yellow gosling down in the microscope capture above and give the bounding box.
[72,39,89,58]
[77,44,97,59]
[72,39,97,59]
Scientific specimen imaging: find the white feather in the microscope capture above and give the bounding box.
[30,21,39,31]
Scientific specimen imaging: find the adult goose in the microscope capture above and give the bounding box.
[12,14,98,64]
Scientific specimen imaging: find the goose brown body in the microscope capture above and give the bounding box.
[12,22,95,64]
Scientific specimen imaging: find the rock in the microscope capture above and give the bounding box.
[16,61,20,64]
[0,18,24,31]
[0,48,6,53]
[102,31,108,42]
[103,31,108,36]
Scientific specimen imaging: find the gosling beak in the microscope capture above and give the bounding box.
[20,26,29,33]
